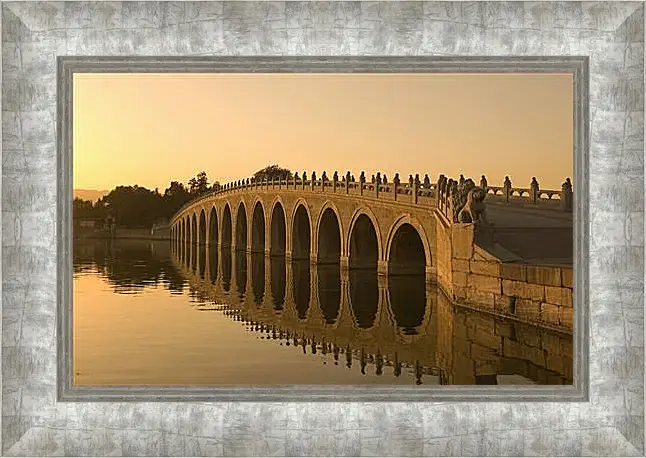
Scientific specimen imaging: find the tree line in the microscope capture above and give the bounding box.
[74,165,291,229]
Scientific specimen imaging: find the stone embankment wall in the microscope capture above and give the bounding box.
[446,222,573,331]
[435,213,574,331]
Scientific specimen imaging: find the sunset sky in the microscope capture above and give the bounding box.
[73,73,573,193]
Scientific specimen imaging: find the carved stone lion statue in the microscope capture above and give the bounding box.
[458,187,488,224]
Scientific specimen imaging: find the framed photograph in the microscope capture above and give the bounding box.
[4,1,644,456]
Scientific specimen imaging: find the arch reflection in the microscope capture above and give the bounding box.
[317,263,341,324]
[221,247,232,292]
[250,251,265,305]
[208,242,218,284]
[235,250,247,299]
[270,255,286,310]
[349,268,379,329]
[292,259,310,319]
[388,274,427,335]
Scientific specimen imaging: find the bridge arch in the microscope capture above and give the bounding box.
[191,213,197,244]
[251,200,266,253]
[270,197,287,256]
[221,203,233,249]
[315,201,344,264]
[385,214,433,272]
[199,209,206,245]
[290,198,312,260]
[209,206,218,246]
[347,206,383,268]
[235,200,248,251]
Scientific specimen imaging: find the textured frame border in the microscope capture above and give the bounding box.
[3,1,644,456]
[57,55,589,403]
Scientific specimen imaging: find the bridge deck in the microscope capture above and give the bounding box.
[480,202,573,266]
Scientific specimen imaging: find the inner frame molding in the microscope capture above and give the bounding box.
[57,55,589,402]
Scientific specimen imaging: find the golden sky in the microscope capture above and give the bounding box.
[73,72,573,192]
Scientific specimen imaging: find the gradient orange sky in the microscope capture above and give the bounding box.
[73,73,573,192]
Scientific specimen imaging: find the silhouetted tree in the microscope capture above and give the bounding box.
[253,164,292,182]
[188,171,210,196]
[162,181,192,217]
[102,185,163,228]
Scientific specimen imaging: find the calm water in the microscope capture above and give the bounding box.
[73,239,573,386]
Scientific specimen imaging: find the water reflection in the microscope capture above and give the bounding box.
[270,255,286,310]
[317,264,341,324]
[209,242,218,284]
[292,259,310,319]
[251,252,265,305]
[388,274,428,335]
[349,269,379,329]
[235,250,247,299]
[74,238,574,386]
[221,247,232,291]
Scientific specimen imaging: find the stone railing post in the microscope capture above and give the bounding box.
[530,177,539,204]
[359,172,366,196]
[321,171,327,192]
[437,174,445,209]
[503,176,512,202]
[561,178,573,212]
[278,175,282,190]
[480,175,488,193]
[302,171,307,190]
[393,173,400,201]
[375,172,381,198]
[345,171,351,194]
[311,171,317,191]
[293,172,299,189]
[413,174,420,204]
[333,171,338,193]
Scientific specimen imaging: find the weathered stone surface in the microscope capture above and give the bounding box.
[559,306,574,328]
[526,265,562,286]
[545,286,573,307]
[452,271,468,287]
[514,299,541,322]
[500,263,527,281]
[452,258,469,273]
[466,288,495,310]
[502,279,524,297]
[540,302,560,326]
[452,337,471,357]
[494,294,515,314]
[467,273,501,294]
[501,280,544,301]
[453,285,467,301]
[469,260,500,277]
[451,224,474,259]
[561,267,574,288]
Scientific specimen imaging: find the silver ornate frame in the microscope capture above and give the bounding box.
[3,1,644,456]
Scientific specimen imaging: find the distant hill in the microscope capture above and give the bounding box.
[73,189,108,202]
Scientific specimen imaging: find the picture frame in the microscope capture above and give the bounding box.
[3,1,644,455]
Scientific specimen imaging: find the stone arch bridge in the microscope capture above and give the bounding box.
[170,172,573,302]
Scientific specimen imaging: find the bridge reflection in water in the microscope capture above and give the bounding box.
[173,238,573,386]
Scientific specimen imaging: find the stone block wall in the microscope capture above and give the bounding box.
[448,224,574,330]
